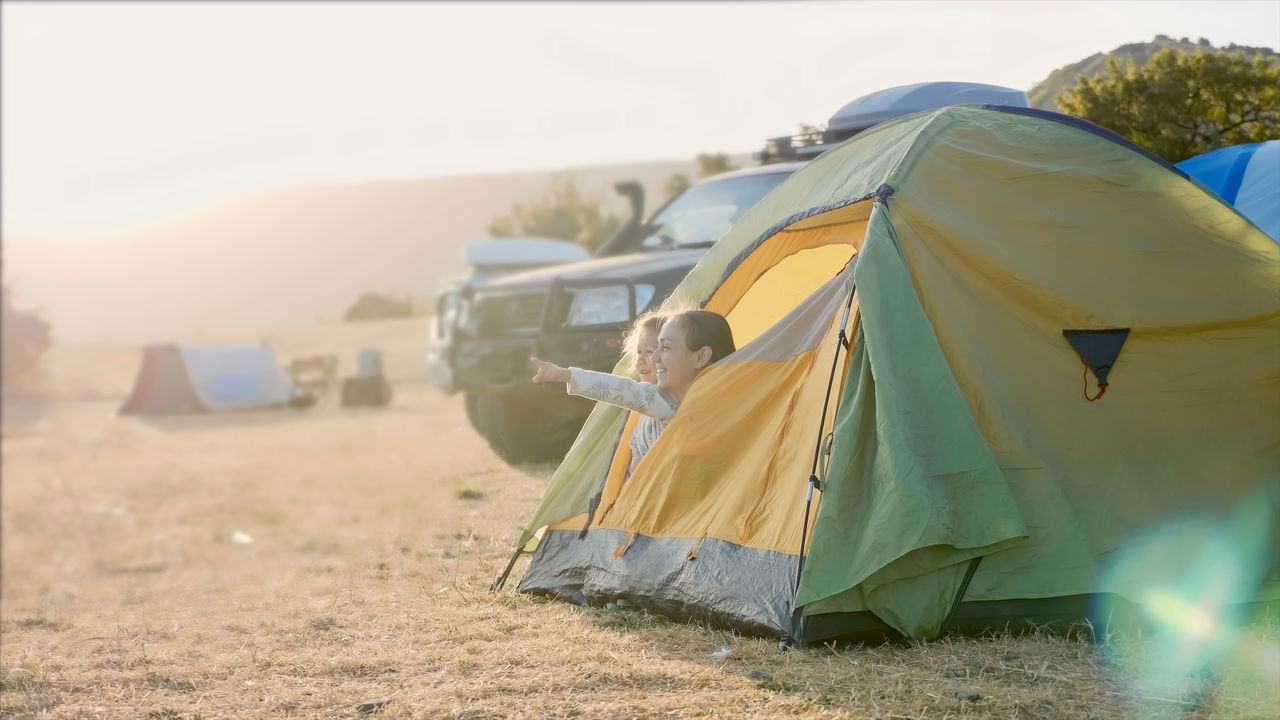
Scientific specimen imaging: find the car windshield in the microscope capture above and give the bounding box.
[640,171,793,249]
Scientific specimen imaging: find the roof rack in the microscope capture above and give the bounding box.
[756,129,830,164]
[756,126,870,164]
[756,82,1031,165]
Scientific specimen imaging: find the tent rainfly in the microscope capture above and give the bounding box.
[498,105,1280,646]
[120,344,302,415]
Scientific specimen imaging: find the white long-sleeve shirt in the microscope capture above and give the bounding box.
[567,368,679,477]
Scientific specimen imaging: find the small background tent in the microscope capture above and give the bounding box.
[504,106,1280,646]
[120,344,301,415]
[1176,140,1280,241]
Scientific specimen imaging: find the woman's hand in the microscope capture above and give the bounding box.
[530,357,571,384]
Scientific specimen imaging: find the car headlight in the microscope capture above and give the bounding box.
[455,296,473,331]
[565,284,656,326]
[435,292,461,341]
[634,284,657,312]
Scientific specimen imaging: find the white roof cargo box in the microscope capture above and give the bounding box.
[827,81,1030,135]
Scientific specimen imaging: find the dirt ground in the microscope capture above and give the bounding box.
[2,323,1277,719]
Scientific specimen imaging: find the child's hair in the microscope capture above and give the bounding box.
[665,309,736,363]
[621,310,665,372]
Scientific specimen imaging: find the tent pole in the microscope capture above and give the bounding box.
[491,548,523,592]
[789,275,858,642]
[491,530,534,591]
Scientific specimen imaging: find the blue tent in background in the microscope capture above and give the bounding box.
[1177,140,1280,240]
[120,344,302,414]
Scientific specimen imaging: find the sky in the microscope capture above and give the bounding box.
[3,0,1278,238]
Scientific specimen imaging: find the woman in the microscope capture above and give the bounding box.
[531,309,735,475]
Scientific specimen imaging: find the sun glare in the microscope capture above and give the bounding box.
[1143,589,1223,641]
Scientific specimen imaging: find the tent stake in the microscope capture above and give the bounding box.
[491,538,528,591]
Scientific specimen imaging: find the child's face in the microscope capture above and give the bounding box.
[633,327,659,384]
[654,318,710,398]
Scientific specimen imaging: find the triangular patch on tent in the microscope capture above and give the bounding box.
[1063,329,1129,398]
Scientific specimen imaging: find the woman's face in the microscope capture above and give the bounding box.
[633,326,659,384]
[653,318,710,399]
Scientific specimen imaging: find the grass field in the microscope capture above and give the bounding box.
[2,324,1277,719]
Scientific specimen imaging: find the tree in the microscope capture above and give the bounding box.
[1027,36,1277,111]
[2,281,53,389]
[694,153,738,178]
[486,174,623,253]
[344,291,418,322]
[1057,46,1280,162]
[663,173,691,199]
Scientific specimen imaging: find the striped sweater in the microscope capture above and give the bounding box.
[566,368,680,477]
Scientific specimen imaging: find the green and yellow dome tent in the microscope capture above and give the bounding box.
[495,105,1280,646]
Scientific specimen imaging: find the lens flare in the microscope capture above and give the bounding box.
[1143,589,1221,642]
[1090,486,1278,714]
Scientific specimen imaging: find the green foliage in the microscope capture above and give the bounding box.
[664,152,740,205]
[1057,46,1280,162]
[343,291,418,322]
[664,173,691,199]
[1,281,53,388]
[694,153,738,179]
[486,174,623,253]
[1029,35,1278,111]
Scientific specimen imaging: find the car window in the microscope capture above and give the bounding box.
[641,172,794,249]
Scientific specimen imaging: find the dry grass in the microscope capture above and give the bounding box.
[3,335,1277,719]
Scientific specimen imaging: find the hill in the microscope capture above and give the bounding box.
[5,158,745,345]
[11,35,1278,348]
[1028,35,1278,110]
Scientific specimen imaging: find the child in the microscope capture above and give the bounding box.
[531,309,735,475]
[621,310,663,385]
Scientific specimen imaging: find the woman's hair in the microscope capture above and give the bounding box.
[665,309,736,363]
[621,310,665,372]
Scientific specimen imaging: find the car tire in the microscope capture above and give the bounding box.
[470,391,587,466]
[463,392,484,432]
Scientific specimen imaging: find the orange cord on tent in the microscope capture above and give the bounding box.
[1080,355,1107,402]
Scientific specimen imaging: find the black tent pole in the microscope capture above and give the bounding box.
[786,275,858,647]
[491,531,532,591]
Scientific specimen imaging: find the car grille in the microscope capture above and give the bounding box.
[475,293,547,335]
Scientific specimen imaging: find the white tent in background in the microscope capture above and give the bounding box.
[120,344,302,414]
